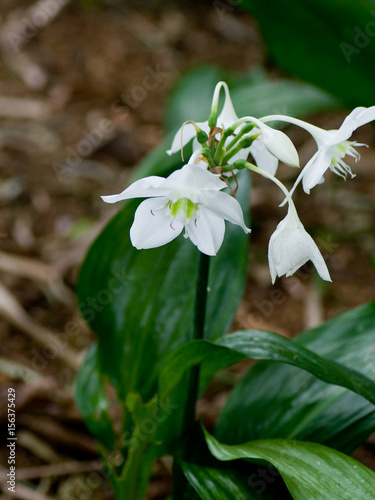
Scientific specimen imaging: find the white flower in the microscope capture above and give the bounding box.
[268,201,331,283]
[263,106,375,194]
[101,163,250,256]
[167,81,282,174]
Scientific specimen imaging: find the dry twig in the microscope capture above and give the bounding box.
[0,283,81,371]
[0,251,74,304]
[11,460,103,481]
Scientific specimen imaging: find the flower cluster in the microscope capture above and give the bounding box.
[102,81,375,283]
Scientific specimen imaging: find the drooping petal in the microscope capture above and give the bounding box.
[130,198,183,249]
[305,238,332,282]
[268,206,331,283]
[250,136,279,175]
[101,176,167,203]
[166,120,208,156]
[331,106,375,143]
[301,146,334,193]
[200,190,251,234]
[185,206,225,256]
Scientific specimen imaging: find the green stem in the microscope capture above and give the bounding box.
[172,251,210,499]
[185,251,210,425]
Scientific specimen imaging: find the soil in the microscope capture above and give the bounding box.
[0,1,374,499]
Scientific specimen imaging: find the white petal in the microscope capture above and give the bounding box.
[250,137,279,175]
[268,209,331,282]
[302,147,333,193]
[130,198,183,249]
[307,240,332,282]
[162,163,227,197]
[226,146,252,164]
[101,176,167,203]
[332,106,375,143]
[186,207,225,255]
[167,120,209,155]
[200,190,250,234]
[217,83,239,128]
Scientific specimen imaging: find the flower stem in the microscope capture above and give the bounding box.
[172,251,210,498]
[186,251,210,424]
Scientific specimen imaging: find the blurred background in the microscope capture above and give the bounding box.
[0,0,374,498]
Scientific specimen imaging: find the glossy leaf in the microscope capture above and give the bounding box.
[158,329,375,407]
[180,423,291,500]
[182,460,271,500]
[205,431,375,500]
[74,343,116,450]
[241,0,375,107]
[216,303,375,453]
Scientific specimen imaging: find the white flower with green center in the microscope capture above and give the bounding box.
[263,106,375,194]
[268,200,331,283]
[101,163,250,256]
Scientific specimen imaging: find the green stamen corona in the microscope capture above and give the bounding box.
[169,198,198,224]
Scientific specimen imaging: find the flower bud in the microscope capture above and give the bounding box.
[259,124,299,167]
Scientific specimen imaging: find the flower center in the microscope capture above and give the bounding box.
[330,140,360,179]
[168,198,198,225]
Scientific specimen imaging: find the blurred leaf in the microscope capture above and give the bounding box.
[205,431,375,500]
[74,344,116,451]
[158,329,375,406]
[130,134,192,181]
[241,0,375,107]
[165,66,339,132]
[165,66,226,131]
[76,171,250,403]
[67,217,97,240]
[216,303,375,454]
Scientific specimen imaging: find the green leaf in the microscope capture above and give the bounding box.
[182,460,278,500]
[158,329,375,407]
[240,0,375,107]
[165,66,339,132]
[216,303,375,453]
[205,431,375,500]
[77,171,250,403]
[179,423,291,500]
[182,461,250,500]
[74,344,116,451]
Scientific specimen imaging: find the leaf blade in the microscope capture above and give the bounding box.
[216,303,375,453]
[205,432,375,500]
